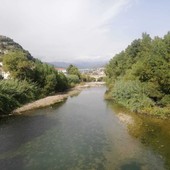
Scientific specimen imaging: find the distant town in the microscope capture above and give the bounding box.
[1,60,105,81]
[55,67,105,81]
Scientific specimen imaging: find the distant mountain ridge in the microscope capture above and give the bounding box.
[49,61,107,69]
[0,35,34,60]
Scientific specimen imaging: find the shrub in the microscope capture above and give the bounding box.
[112,80,154,112]
[160,95,170,107]
[81,74,96,82]
[67,74,80,85]
[0,80,38,114]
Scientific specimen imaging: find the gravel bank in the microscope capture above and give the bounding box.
[13,82,105,115]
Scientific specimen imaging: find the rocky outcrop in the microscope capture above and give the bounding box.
[0,35,34,60]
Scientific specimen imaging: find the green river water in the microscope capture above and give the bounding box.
[0,87,170,170]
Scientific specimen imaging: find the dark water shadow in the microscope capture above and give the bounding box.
[0,114,60,154]
[119,161,143,170]
[0,155,24,170]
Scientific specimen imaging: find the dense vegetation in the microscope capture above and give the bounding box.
[0,51,96,115]
[105,32,170,117]
[0,50,69,115]
[0,80,38,114]
[81,74,96,82]
[66,64,81,86]
[66,64,96,86]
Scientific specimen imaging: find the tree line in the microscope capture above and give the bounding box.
[66,64,96,86]
[0,50,69,115]
[105,32,170,117]
[0,50,97,115]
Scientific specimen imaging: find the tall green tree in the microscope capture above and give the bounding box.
[3,50,34,80]
[105,32,170,117]
[66,64,81,79]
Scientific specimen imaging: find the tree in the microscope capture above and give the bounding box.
[105,32,170,116]
[3,50,34,80]
[66,64,81,79]
[33,60,69,94]
[0,75,3,80]
[3,51,69,96]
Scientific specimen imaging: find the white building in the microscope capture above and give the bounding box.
[55,68,67,75]
[0,62,10,79]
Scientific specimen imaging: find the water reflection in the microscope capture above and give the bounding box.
[107,101,170,170]
[0,87,169,170]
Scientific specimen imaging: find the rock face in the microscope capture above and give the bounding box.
[0,35,34,60]
[0,35,35,79]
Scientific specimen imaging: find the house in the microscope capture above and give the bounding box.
[55,68,67,75]
[0,62,10,79]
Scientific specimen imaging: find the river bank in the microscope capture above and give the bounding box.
[13,82,105,115]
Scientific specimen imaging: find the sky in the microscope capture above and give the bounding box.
[0,0,170,62]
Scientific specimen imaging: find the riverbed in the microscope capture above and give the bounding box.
[0,87,170,170]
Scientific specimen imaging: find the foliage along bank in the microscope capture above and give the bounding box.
[105,32,170,118]
[0,52,96,115]
[66,64,96,86]
[0,50,69,115]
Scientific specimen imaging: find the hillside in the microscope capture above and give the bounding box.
[0,35,34,60]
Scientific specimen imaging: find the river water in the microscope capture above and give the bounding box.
[0,87,170,170]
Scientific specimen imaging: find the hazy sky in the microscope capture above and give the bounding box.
[0,0,170,62]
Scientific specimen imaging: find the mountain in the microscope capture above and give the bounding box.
[49,61,107,69]
[0,35,34,60]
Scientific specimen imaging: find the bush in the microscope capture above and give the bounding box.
[55,72,69,92]
[81,74,96,82]
[97,77,104,82]
[67,74,80,86]
[105,32,170,117]
[160,95,170,107]
[0,51,70,115]
[112,80,154,112]
[0,75,3,80]
[0,80,38,114]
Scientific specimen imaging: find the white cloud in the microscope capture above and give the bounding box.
[0,0,135,62]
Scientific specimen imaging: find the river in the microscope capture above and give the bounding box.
[0,87,170,170]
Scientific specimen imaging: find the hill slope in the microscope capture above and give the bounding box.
[0,35,34,60]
